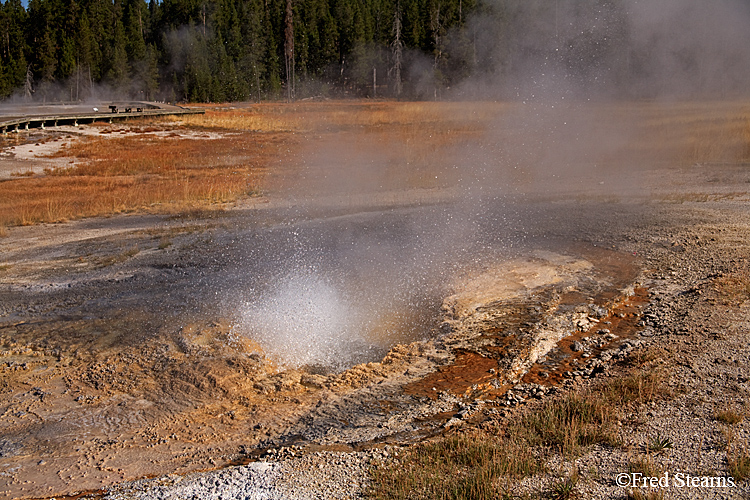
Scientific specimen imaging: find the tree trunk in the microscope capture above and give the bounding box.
[24,65,33,100]
[391,1,403,97]
[284,0,295,101]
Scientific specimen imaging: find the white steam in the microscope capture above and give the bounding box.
[238,268,379,371]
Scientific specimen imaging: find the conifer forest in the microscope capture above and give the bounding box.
[1,0,749,102]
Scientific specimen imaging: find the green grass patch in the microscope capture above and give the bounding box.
[646,435,674,454]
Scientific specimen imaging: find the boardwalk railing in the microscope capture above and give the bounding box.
[0,102,204,134]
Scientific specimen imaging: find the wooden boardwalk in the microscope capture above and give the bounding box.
[0,101,204,133]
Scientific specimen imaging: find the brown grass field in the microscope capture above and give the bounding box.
[1,99,749,229]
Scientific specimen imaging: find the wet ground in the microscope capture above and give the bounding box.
[0,188,662,499]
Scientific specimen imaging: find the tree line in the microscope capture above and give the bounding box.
[0,0,481,102]
[1,0,748,103]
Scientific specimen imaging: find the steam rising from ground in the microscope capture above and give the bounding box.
[454,0,750,101]
[237,259,450,371]
[233,213,466,371]
[239,269,372,371]
[234,0,750,371]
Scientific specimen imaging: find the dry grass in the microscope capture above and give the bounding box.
[158,237,173,249]
[599,367,668,406]
[0,171,259,226]
[713,269,750,306]
[520,391,620,457]
[165,107,306,133]
[98,245,140,267]
[2,99,750,227]
[0,101,497,227]
[368,356,676,500]
[0,130,273,226]
[627,455,663,479]
[177,101,499,132]
[728,447,750,481]
[608,101,750,165]
[368,390,619,500]
[716,409,745,425]
[10,170,34,177]
[725,428,750,481]
[174,101,496,194]
[368,431,540,500]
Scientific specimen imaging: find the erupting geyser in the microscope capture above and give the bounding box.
[237,268,387,371]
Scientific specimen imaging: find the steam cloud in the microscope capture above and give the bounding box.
[451,0,750,101]
[236,1,750,370]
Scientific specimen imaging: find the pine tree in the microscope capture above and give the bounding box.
[0,0,29,96]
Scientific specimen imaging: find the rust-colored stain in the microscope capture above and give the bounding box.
[403,245,647,403]
[483,333,522,357]
[403,285,650,403]
[404,350,498,400]
[522,286,650,387]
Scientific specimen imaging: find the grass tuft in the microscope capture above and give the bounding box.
[549,469,579,500]
[158,237,173,250]
[628,455,662,478]
[98,246,140,267]
[521,392,620,456]
[600,368,668,406]
[646,435,674,454]
[727,440,750,481]
[716,410,744,425]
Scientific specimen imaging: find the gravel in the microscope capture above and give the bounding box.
[103,449,384,500]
